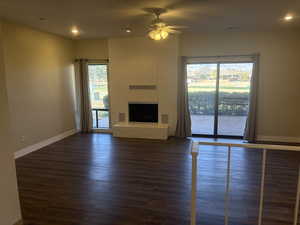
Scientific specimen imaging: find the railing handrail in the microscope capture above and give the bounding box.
[193,141,300,152]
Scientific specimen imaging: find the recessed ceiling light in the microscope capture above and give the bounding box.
[125,27,132,33]
[71,27,79,35]
[284,15,293,21]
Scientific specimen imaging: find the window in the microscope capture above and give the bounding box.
[88,64,110,129]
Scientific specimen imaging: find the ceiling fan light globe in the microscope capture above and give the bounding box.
[161,30,169,39]
[149,30,157,39]
[154,32,162,40]
[149,30,161,40]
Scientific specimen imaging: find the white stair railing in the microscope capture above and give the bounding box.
[190,141,300,225]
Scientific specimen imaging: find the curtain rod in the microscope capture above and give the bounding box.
[74,58,109,62]
[183,53,258,58]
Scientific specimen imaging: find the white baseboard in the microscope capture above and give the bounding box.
[92,128,112,133]
[13,218,23,225]
[14,129,78,159]
[257,135,300,143]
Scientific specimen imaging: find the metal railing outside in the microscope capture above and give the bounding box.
[92,108,109,128]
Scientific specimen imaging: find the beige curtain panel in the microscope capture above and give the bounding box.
[244,54,260,142]
[75,59,93,133]
[175,56,192,137]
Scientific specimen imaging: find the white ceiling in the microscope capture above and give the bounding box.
[0,0,299,39]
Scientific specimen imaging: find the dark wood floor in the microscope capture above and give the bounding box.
[15,134,300,225]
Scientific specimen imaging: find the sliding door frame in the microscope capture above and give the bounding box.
[213,63,220,137]
[188,60,253,139]
[88,61,112,132]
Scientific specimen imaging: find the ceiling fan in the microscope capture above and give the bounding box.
[147,8,185,41]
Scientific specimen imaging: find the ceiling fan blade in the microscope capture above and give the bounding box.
[168,29,182,34]
[167,25,189,29]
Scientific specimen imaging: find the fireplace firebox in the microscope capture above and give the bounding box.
[129,103,158,123]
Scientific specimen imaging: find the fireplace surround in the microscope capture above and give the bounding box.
[112,102,168,140]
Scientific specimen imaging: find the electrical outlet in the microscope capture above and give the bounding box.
[21,136,25,142]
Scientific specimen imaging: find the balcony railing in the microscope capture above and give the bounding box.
[92,108,109,129]
[190,141,300,225]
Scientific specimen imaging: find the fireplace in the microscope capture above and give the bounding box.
[129,103,158,123]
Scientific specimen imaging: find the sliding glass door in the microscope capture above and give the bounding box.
[187,62,253,137]
[88,64,110,129]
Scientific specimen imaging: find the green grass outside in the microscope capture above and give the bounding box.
[188,81,250,93]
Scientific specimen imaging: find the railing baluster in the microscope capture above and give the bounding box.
[191,142,199,225]
[293,164,300,225]
[96,109,99,128]
[258,149,267,225]
[225,145,231,225]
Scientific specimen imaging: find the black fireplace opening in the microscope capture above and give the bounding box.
[129,103,158,123]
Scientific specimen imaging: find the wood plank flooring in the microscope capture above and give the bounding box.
[15,134,300,225]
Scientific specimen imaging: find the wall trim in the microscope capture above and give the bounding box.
[93,128,112,133]
[257,135,300,143]
[13,219,23,225]
[14,129,78,159]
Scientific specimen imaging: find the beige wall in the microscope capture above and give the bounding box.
[108,36,179,135]
[74,39,108,59]
[74,31,300,140]
[3,23,298,142]
[0,21,21,225]
[3,21,77,151]
[180,31,300,140]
